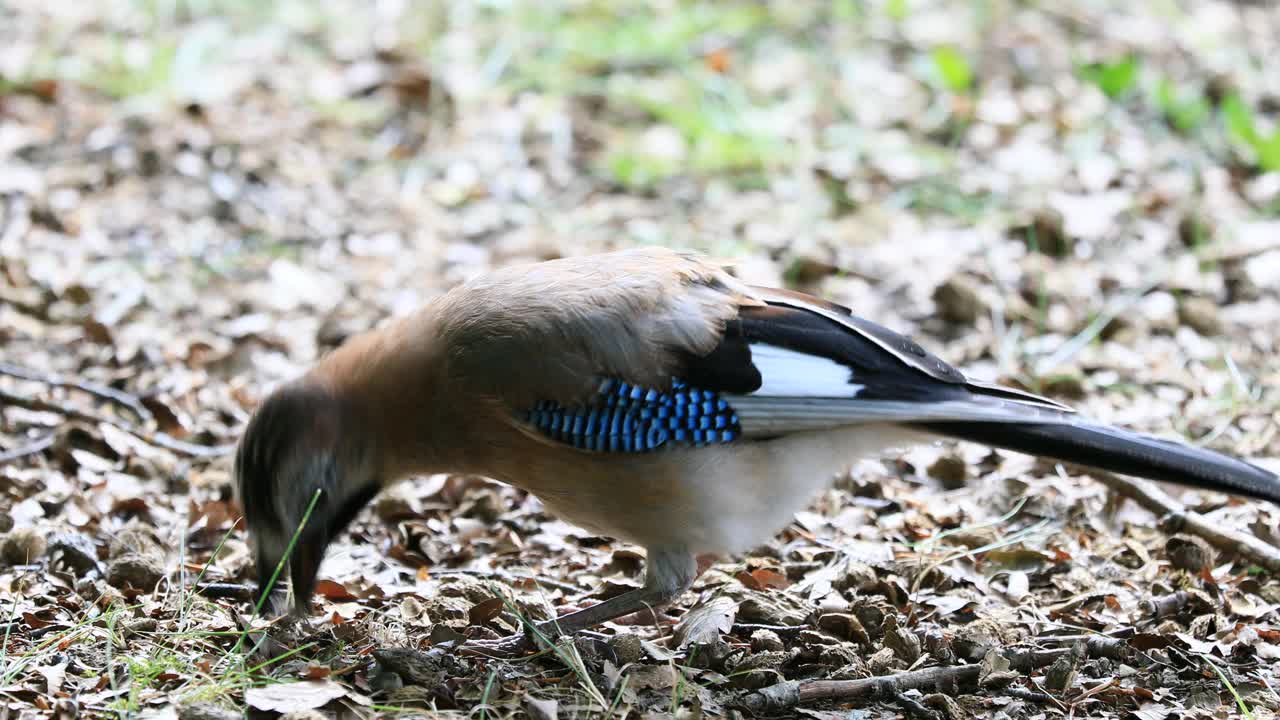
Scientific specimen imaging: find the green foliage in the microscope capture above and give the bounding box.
[931,46,973,93]
[1222,94,1280,171]
[507,2,767,92]
[500,2,778,190]
[91,40,179,98]
[886,0,909,22]
[1079,56,1139,99]
[1154,79,1209,133]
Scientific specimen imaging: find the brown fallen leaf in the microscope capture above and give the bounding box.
[313,579,357,601]
[467,596,505,626]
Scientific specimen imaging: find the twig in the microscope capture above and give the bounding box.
[1203,239,1280,264]
[893,692,940,719]
[0,433,54,463]
[429,568,582,595]
[0,387,232,458]
[1141,591,1196,619]
[1035,635,1135,662]
[0,361,153,424]
[731,623,808,637]
[194,582,257,601]
[739,664,982,712]
[1080,467,1280,573]
[741,640,1116,711]
[1005,686,1057,704]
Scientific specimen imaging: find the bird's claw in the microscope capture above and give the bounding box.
[455,625,554,658]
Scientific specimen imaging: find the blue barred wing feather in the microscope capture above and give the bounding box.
[525,379,741,452]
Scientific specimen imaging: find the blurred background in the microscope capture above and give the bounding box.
[2,0,1279,716]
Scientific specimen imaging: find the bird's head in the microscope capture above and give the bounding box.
[233,381,380,616]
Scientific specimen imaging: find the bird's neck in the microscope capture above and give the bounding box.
[308,309,462,482]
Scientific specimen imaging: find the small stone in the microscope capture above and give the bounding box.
[1177,296,1222,336]
[817,613,870,646]
[1044,653,1077,692]
[686,637,734,671]
[883,615,921,664]
[927,454,969,490]
[372,648,451,688]
[815,643,860,668]
[48,532,102,577]
[736,593,809,626]
[867,646,899,674]
[177,702,240,720]
[731,649,789,673]
[1042,374,1087,400]
[108,523,164,560]
[369,668,404,694]
[1138,291,1178,332]
[0,528,47,565]
[1166,535,1215,572]
[1177,214,1214,248]
[924,693,966,720]
[608,633,644,665]
[749,629,785,653]
[106,553,164,590]
[1223,260,1260,304]
[1015,211,1072,258]
[933,276,987,325]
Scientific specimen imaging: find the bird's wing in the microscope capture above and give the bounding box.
[714,289,1075,438]
[442,249,1069,451]
[442,251,1279,503]
[437,246,761,409]
[710,288,1278,505]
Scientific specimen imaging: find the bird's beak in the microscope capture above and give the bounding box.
[261,479,382,617]
[288,521,329,616]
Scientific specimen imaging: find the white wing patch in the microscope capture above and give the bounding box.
[749,343,864,398]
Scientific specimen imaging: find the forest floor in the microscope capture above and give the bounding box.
[1,1,1279,718]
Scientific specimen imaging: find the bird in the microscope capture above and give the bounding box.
[234,246,1279,651]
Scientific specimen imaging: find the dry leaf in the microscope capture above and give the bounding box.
[244,680,347,713]
[673,595,737,648]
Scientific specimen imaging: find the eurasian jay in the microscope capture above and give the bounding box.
[234,247,1279,650]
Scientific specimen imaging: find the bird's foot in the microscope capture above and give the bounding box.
[455,623,557,658]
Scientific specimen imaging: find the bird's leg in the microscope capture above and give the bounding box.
[462,548,698,656]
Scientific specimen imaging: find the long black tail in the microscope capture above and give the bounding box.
[918,419,1280,505]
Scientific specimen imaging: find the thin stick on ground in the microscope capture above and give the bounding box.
[0,387,233,458]
[740,647,1079,711]
[1079,466,1280,573]
[430,567,583,594]
[740,664,983,712]
[0,361,154,424]
[0,433,54,463]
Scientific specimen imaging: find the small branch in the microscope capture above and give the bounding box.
[731,623,808,637]
[1037,635,1136,662]
[0,433,54,463]
[740,665,982,713]
[742,639,1120,711]
[430,568,583,595]
[0,388,233,458]
[893,692,940,719]
[194,582,256,601]
[1141,591,1196,619]
[0,361,153,424]
[1081,467,1280,574]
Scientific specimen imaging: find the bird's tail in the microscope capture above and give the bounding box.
[918,417,1280,505]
